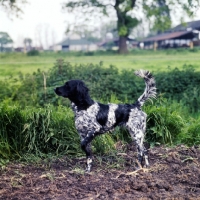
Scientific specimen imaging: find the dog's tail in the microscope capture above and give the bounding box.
[135,70,156,107]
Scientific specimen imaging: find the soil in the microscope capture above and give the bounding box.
[0,143,200,200]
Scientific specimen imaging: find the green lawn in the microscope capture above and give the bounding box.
[0,51,200,79]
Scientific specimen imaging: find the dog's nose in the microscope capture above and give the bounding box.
[54,87,62,95]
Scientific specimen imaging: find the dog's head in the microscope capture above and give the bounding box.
[54,80,90,103]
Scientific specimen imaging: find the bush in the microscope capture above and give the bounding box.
[177,118,200,146]
[6,60,200,116]
[27,49,40,56]
[155,66,200,113]
[11,59,147,107]
[0,80,12,101]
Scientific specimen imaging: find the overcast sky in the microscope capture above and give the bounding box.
[1,0,200,48]
[0,0,71,48]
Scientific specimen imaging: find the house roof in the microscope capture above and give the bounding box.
[169,20,200,32]
[142,20,200,43]
[58,38,94,46]
[143,30,194,42]
[98,37,137,46]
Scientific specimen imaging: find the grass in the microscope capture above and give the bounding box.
[1,50,200,79]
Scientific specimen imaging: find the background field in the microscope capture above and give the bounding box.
[1,50,200,79]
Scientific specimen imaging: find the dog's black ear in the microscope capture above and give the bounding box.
[76,81,89,98]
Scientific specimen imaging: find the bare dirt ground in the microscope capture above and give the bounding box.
[0,144,200,200]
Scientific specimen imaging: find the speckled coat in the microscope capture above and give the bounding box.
[55,70,156,172]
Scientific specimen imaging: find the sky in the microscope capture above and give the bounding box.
[0,0,72,48]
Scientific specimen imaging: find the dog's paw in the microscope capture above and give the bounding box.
[85,167,91,173]
[144,164,150,169]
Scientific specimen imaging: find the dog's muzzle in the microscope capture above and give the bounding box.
[54,88,62,95]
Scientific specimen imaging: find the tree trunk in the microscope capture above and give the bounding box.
[118,36,128,54]
[0,43,3,52]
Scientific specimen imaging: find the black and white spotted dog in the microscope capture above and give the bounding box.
[54,70,156,172]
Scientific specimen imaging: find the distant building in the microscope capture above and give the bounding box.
[98,38,138,50]
[55,35,98,52]
[141,20,200,50]
[98,38,119,50]
[14,47,24,52]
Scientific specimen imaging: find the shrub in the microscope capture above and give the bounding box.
[10,60,200,114]
[27,49,40,56]
[155,66,200,113]
[177,118,200,146]
[0,80,12,101]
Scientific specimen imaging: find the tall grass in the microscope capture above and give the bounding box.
[0,100,125,160]
[145,98,185,145]
[177,117,200,146]
[1,97,198,161]
[0,102,25,159]
[23,105,83,157]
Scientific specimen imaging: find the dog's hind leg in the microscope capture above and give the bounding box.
[128,128,149,168]
[80,131,96,172]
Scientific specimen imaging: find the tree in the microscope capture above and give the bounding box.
[0,32,13,52]
[0,0,27,16]
[66,21,117,43]
[63,0,199,54]
[64,0,139,54]
[23,37,32,52]
[144,0,171,34]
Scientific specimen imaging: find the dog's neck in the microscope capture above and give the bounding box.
[69,95,94,111]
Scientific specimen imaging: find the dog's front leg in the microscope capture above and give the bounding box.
[80,131,95,172]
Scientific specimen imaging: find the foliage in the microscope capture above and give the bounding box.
[155,66,200,113]
[11,60,145,107]
[0,96,199,161]
[177,118,200,146]
[1,59,200,161]
[145,98,185,145]
[144,0,199,33]
[0,102,81,159]
[0,100,125,160]
[0,0,27,16]
[6,60,200,117]
[23,105,81,156]
[64,0,139,53]
[0,32,13,52]
[0,101,25,159]
[27,49,40,56]
[0,80,12,101]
